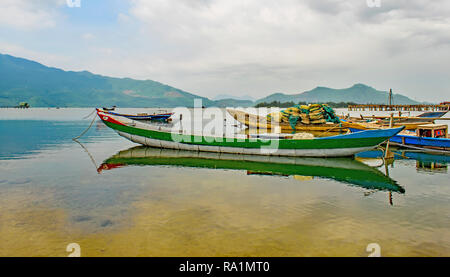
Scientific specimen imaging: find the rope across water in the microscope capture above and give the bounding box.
[72,109,97,140]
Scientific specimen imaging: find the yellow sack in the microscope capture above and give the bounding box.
[284,107,300,114]
[281,115,290,123]
[288,112,301,117]
[292,132,315,139]
[309,110,323,116]
[300,114,309,120]
[299,105,309,110]
[309,110,324,118]
[311,119,326,124]
[301,118,310,124]
[267,112,283,123]
[309,117,324,122]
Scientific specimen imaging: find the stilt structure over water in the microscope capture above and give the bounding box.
[348,88,449,111]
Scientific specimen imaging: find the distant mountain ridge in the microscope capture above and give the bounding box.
[213,94,255,101]
[0,53,214,108]
[256,84,421,105]
[0,53,422,107]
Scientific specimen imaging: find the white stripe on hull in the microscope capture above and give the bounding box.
[117,131,374,157]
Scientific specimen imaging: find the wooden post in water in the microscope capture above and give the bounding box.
[384,113,394,160]
[388,89,393,111]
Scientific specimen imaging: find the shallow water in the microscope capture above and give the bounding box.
[0,108,448,256]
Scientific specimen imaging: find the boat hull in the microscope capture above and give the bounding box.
[116,130,376,157]
[389,134,450,150]
[98,111,403,157]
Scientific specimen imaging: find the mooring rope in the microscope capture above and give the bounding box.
[72,110,97,140]
[73,139,98,170]
[82,108,97,119]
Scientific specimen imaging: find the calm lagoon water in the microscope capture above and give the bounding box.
[0,108,449,257]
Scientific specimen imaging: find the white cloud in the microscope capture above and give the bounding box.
[2,0,449,102]
[118,12,131,23]
[82,33,95,40]
[0,41,71,65]
[0,0,64,30]
[123,0,450,101]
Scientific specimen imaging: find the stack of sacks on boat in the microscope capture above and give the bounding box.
[266,104,341,129]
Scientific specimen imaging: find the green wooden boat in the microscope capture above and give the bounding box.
[98,146,405,193]
[97,110,404,157]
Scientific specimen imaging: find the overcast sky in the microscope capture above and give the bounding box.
[0,0,449,102]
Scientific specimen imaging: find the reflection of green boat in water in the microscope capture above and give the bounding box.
[99,146,405,193]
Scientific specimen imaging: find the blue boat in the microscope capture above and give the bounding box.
[349,123,449,152]
[388,133,450,150]
[97,108,173,121]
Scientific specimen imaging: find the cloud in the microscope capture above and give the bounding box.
[82,33,95,40]
[121,0,450,101]
[0,41,71,65]
[1,0,449,102]
[0,0,64,30]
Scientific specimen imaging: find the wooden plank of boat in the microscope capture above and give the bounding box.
[341,110,450,130]
[98,146,404,193]
[226,109,351,132]
[97,110,404,157]
[360,110,448,120]
[361,117,446,122]
[344,120,431,131]
[417,110,448,118]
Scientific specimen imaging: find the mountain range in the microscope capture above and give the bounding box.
[213,94,255,101]
[0,53,422,107]
[256,84,421,105]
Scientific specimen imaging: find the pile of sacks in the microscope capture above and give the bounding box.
[266,104,340,129]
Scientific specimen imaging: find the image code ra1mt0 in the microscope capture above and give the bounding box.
[223,261,270,272]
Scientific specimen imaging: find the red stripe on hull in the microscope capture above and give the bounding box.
[96,111,126,126]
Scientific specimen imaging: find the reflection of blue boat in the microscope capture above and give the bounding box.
[357,149,449,174]
[96,108,173,121]
[357,150,450,164]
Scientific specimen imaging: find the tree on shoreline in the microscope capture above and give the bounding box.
[255,101,358,108]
